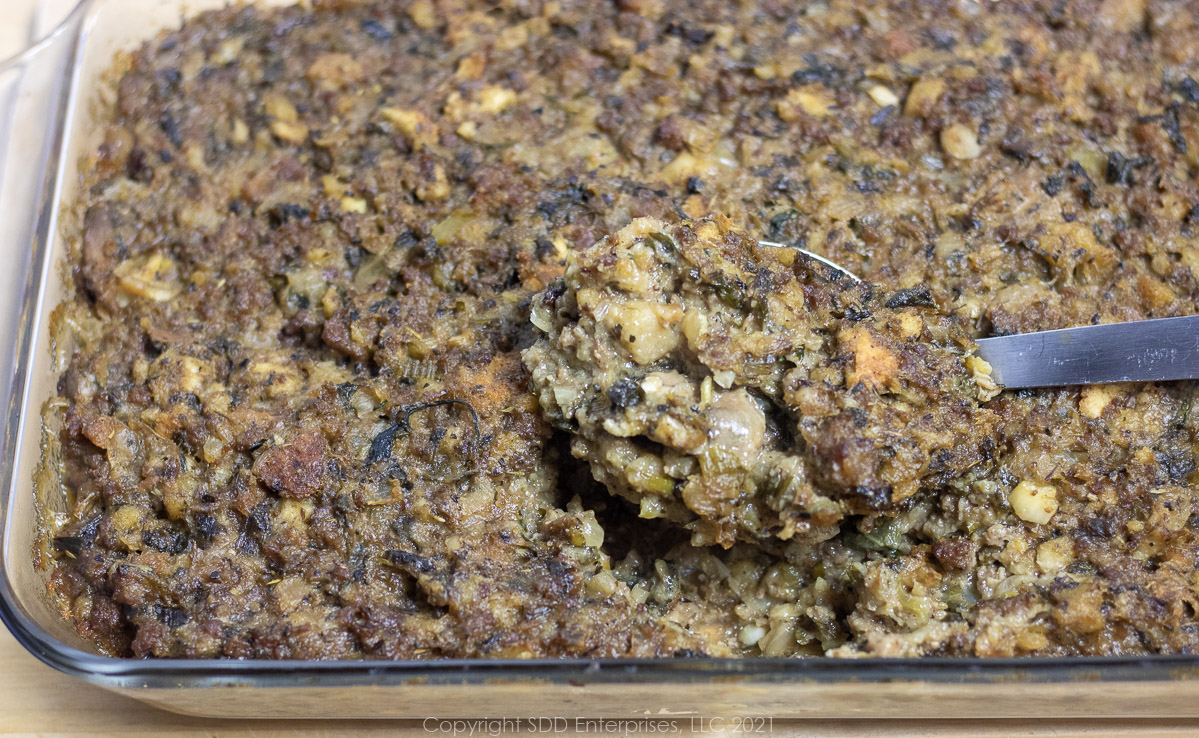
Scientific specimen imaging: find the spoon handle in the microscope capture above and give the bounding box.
[976,315,1199,389]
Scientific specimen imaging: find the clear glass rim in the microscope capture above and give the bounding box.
[0,0,91,72]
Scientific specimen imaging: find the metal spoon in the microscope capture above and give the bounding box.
[759,240,1199,390]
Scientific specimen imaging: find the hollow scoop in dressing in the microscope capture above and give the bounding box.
[524,216,1000,548]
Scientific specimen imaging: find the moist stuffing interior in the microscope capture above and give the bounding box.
[38,0,1199,659]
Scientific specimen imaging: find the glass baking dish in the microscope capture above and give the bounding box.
[3,0,1199,720]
